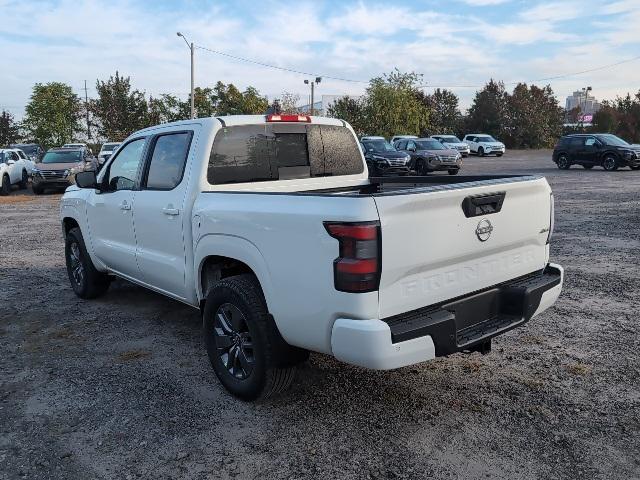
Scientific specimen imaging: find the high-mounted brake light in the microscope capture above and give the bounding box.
[324,222,381,293]
[266,114,311,123]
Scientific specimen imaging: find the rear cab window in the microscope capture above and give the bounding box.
[208,123,363,185]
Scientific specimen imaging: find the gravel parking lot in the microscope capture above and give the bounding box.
[1,149,639,480]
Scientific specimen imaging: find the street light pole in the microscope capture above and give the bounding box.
[304,77,322,116]
[177,32,195,119]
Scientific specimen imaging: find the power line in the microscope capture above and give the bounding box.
[193,41,640,89]
[195,44,369,84]
[419,55,640,89]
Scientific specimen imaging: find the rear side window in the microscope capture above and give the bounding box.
[208,124,363,185]
[145,132,192,190]
[569,137,583,148]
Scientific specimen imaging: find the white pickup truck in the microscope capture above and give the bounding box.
[61,114,563,400]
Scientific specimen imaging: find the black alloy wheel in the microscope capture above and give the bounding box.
[557,154,570,170]
[213,303,255,380]
[603,154,618,171]
[67,241,85,290]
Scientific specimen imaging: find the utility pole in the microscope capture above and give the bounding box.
[83,80,90,140]
[177,32,195,119]
[304,77,322,115]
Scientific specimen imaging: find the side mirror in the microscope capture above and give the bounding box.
[75,170,98,189]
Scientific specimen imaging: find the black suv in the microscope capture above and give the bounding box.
[360,136,411,176]
[552,134,640,171]
[9,143,45,162]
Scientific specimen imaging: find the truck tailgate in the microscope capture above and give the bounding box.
[375,177,552,319]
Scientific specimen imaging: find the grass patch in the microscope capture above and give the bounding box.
[567,363,592,375]
[118,349,151,362]
[0,195,34,204]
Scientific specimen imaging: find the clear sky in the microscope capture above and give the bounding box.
[1,0,639,118]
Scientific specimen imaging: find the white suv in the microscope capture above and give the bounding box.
[463,134,506,157]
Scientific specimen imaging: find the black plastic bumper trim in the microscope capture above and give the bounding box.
[382,265,561,356]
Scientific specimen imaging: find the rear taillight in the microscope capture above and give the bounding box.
[266,114,311,123]
[324,222,381,293]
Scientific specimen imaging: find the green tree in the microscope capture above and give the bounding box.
[504,83,563,148]
[327,96,366,134]
[22,82,82,148]
[610,91,640,142]
[466,79,508,139]
[91,72,149,141]
[591,103,619,134]
[362,70,430,138]
[240,86,269,114]
[0,110,20,145]
[417,88,461,135]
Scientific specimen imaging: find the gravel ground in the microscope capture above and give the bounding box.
[1,150,639,480]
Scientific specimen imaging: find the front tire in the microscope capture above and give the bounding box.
[448,169,459,175]
[556,154,570,170]
[0,174,9,196]
[65,227,110,299]
[631,166,640,171]
[32,185,43,195]
[18,170,28,189]
[603,154,618,171]
[478,147,485,157]
[203,274,299,401]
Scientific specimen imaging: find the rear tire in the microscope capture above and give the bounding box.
[18,170,28,189]
[603,154,618,171]
[448,169,459,175]
[556,154,570,170]
[496,153,503,157]
[0,174,9,196]
[203,274,301,401]
[65,227,110,299]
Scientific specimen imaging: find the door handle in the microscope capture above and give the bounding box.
[119,201,131,211]
[162,207,180,216]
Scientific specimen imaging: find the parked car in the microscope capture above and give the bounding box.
[9,143,45,162]
[395,137,462,175]
[62,143,95,158]
[552,133,640,171]
[360,136,411,176]
[97,142,121,167]
[32,148,97,194]
[390,135,418,146]
[0,149,31,195]
[61,114,563,400]
[431,135,470,157]
[463,134,506,157]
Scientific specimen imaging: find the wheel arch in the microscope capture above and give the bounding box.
[195,234,274,313]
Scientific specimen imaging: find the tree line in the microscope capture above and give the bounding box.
[2,70,640,149]
[329,71,640,147]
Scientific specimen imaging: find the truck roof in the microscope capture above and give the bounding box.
[135,115,346,136]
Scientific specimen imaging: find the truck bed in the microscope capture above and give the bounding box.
[301,174,539,196]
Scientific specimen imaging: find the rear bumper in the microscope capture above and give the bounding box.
[331,263,563,370]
